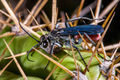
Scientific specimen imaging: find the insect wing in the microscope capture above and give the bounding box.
[59,25,104,36]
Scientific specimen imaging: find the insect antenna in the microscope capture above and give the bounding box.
[66,17,104,22]
[18,19,41,62]
[18,21,40,43]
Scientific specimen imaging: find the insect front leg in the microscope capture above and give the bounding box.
[44,43,62,70]
[27,43,40,62]
[44,43,55,70]
[65,21,71,28]
[72,44,89,71]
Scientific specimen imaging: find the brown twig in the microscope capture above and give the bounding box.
[111,47,119,60]
[0,32,15,38]
[26,9,45,35]
[98,42,120,51]
[72,1,97,17]
[69,36,77,70]
[23,0,42,25]
[99,0,119,18]
[94,0,101,24]
[89,7,95,18]
[0,19,13,27]
[24,0,48,26]
[0,37,15,61]
[41,10,51,24]
[40,14,48,24]
[77,66,80,80]
[51,0,57,30]
[73,0,84,26]
[4,52,26,60]
[102,5,117,28]
[3,39,27,80]
[31,24,51,30]
[2,0,24,30]
[33,48,76,77]
[65,13,73,26]
[0,59,13,75]
[1,0,20,28]
[0,10,12,19]
[100,42,107,59]
[45,54,68,80]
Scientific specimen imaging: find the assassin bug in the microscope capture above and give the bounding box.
[19,17,104,70]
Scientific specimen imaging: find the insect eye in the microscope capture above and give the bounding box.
[40,35,45,41]
[43,41,48,48]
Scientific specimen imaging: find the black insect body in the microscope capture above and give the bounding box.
[19,17,104,70]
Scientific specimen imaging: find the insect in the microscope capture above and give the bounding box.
[19,17,104,70]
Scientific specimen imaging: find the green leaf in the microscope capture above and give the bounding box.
[0,70,43,80]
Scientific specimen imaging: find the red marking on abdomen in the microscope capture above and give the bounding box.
[74,34,101,43]
[86,34,101,42]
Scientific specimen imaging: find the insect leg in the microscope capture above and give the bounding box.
[27,43,40,62]
[72,44,89,71]
[65,21,71,28]
[65,17,93,28]
[44,43,55,70]
[84,33,104,59]
[44,43,62,70]
[67,17,104,22]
